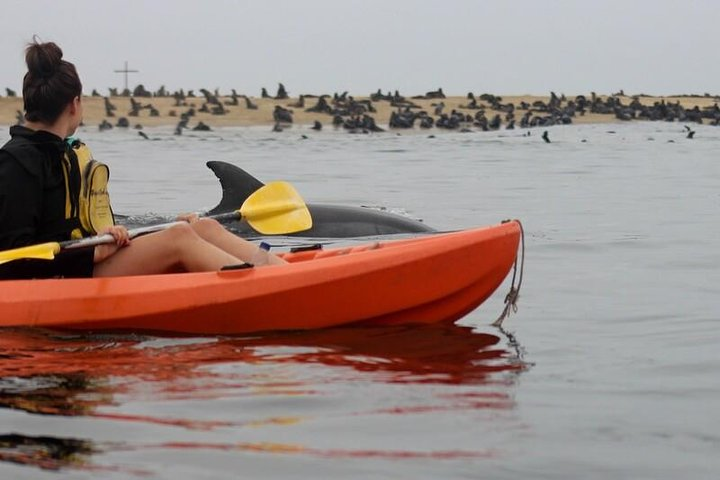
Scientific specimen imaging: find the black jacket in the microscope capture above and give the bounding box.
[0,126,93,279]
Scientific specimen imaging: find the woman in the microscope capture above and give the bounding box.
[0,39,285,280]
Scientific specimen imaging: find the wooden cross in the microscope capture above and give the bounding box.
[114,61,139,91]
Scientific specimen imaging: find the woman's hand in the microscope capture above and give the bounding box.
[93,225,130,264]
[102,225,131,246]
[176,212,200,224]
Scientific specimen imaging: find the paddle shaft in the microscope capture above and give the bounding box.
[62,211,242,251]
[0,180,311,264]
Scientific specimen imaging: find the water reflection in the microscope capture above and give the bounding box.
[0,373,107,416]
[242,324,527,385]
[0,433,97,471]
[0,324,529,472]
[0,324,526,389]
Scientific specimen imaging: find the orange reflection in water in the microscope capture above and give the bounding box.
[0,324,525,389]
[0,324,528,472]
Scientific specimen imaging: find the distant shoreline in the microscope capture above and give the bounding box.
[2,92,719,131]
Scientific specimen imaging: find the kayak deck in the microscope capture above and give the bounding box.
[0,221,522,335]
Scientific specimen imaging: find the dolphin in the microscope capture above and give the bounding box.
[205,161,435,237]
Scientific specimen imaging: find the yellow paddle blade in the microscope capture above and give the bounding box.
[0,242,61,265]
[240,181,312,234]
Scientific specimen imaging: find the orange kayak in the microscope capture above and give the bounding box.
[0,221,521,335]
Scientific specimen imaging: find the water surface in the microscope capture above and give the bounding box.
[1,122,718,478]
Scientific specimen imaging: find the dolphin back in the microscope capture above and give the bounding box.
[206,161,435,237]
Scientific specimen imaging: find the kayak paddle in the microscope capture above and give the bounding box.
[0,181,312,265]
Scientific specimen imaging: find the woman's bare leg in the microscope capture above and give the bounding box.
[93,223,243,277]
[189,218,287,265]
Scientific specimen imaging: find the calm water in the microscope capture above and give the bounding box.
[1,122,719,479]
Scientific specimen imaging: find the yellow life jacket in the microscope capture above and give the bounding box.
[62,140,115,239]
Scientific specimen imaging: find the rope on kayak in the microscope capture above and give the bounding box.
[492,219,525,327]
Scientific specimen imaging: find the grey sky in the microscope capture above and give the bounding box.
[2,0,718,97]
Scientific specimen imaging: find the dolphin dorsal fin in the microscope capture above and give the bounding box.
[206,161,265,214]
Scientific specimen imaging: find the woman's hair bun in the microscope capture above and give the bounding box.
[21,37,82,123]
[25,39,64,79]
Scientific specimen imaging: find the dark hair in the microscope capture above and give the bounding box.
[22,38,82,124]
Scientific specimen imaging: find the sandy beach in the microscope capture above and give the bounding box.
[1,92,719,130]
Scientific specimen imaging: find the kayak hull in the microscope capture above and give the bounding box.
[0,221,521,335]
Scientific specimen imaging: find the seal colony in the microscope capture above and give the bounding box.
[2,84,720,133]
